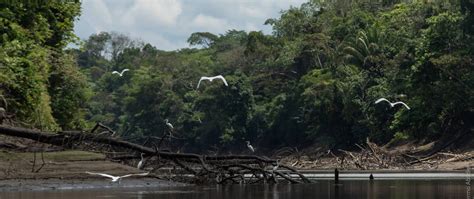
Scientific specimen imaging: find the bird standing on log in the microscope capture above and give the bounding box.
[164,119,174,137]
[246,141,255,153]
[165,119,174,129]
[137,153,145,169]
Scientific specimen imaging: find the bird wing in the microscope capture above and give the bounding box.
[197,77,208,89]
[393,101,410,110]
[85,172,116,179]
[120,69,129,75]
[216,75,228,86]
[375,98,391,104]
[112,71,120,75]
[248,145,255,152]
[168,123,174,129]
[121,172,149,178]
[137,160,143,169]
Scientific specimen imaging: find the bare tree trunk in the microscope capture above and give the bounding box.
[0,125,310,184]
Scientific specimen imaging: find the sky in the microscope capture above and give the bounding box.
[74,0,307,51]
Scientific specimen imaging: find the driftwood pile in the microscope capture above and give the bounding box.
[334,138,404,170]
[0,124,310,184]
[284,136,473,170]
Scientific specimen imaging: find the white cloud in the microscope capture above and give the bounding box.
[191,14,230,33]
[74,0,308,50]
[81,0,112,33]
[130,30,186,50]
[238,5,266,19]
[122,0,182,27]
[243,22,260,32]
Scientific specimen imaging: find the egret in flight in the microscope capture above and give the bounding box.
[197,75,228,88]
[375,98,410,110]
[85,172,149,184]
[246,141,255,153]
[137,153,145,169]
[112,69,129,77]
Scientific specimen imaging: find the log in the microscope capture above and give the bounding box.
[0,125,308,184]
[366,138,383,164]
[278,165,311,183]
[274,171,299,184]
[0,125,275,163]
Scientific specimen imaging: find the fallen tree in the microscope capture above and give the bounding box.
[0,125,310,184]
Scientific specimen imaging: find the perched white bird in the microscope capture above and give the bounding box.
[375,98,410,110]
[112,69,130,77]
[165,119,174,129]
[0,107,5,124]
[246,141,255,153]
[137,153,145,169]
[85,172,149,184]
[196,75,228,89]
[272,160,280,172]
[0,107,5,117]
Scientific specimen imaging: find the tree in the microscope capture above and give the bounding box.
[187,32,218,48]
[48,52,91,130]
[0,1,82,130]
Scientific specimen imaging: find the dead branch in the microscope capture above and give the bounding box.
[366,138,383,164]
[0,125,310,184]
[90,122,115,135]
[172,159,197,175]
[34,151,45,173]
[338,149,364,169]
[274,171,299,184]
[278,165,311,183]
[31,151,36,172]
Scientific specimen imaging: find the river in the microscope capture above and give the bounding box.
[1,179,471,199]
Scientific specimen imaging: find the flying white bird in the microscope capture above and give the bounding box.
[137,153,145,169]
[375,98,410,110]
[85,172,149,184]
[112,69,130,77]
[165,119,174,129]
[246,141,255,153]
[196,75,228,89]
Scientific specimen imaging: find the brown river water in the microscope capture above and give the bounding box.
[0,179,471,199]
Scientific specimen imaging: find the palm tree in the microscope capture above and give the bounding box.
[343,27,384,71]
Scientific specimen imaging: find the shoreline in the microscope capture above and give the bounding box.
[0,149,471,192]
[297,169,472,173]
[1,169,472,192]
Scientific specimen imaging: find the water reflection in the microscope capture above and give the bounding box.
[1,180,469,199]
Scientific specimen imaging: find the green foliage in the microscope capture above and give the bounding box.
[48,52,92,130]
[58,0,474,152]
[391,10,473,140]
[0,1,85,130]
[187,32,219,48]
